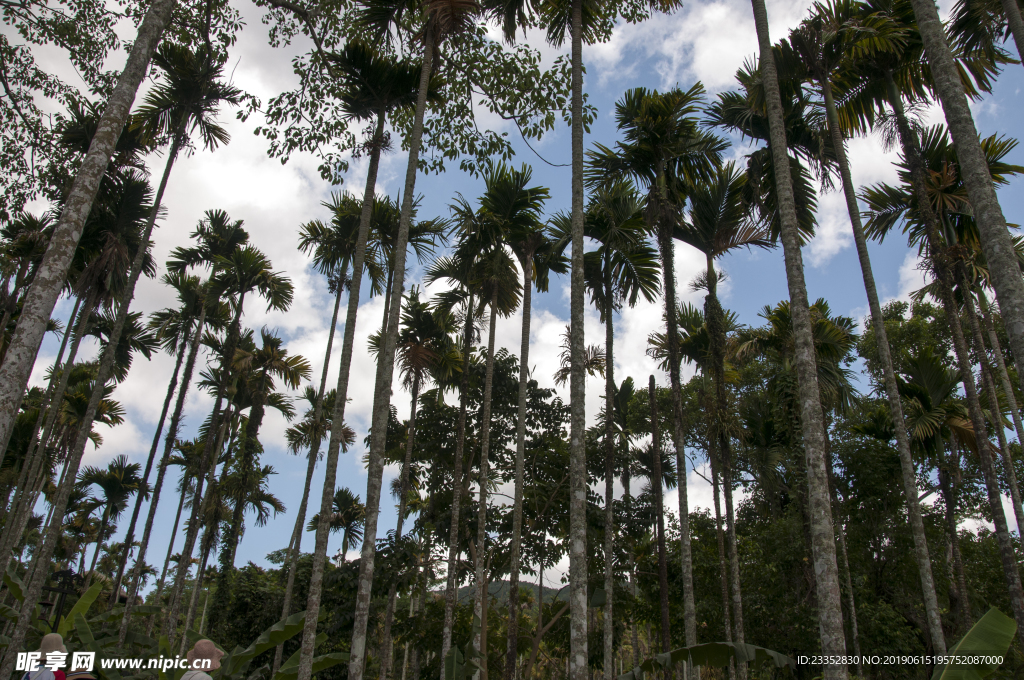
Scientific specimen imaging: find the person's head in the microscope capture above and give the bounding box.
[65,671,96,680]
[186,640,225,671]
[38,634,66,655]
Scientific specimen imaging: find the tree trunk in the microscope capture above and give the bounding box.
[273,274,345,674]
[820,74,946,654]
[0,0,178,470]
[705,258,745,678]
[146,473,187,636]
[709,442,735,680]
[380,375,422,680]
[470,290,500,680]
[746,2,847,676]
[125,301,207,644]
[568,0,590,677]
[181,529,214,654]
[938,462,971,632]
[647,377,670,656]
[656,201,694,650]
[506,253,534,680]
[441,289,475,668]
[109,335,187,607]
[602,261,614,680]
[84,510,111,589]
[956,264,1024,539]
[978,289,1024,455]
[907,0,1024,432]
[334,33,434,680]
[998,0,1024,76]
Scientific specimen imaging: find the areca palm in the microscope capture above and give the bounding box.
[296,9,467,675]
[554,179,658,680]
[78,455,144,589]
[739,0,850,672]
[307,486,366,562]
[674,161,769,668]
[370,286,460,680]
[163,245,293,645]
[588,83,724,650]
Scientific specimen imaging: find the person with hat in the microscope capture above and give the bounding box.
[183,640,224,680]
[23,634,67,680]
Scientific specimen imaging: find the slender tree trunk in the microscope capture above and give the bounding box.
[321,41,432,680]
[0,0,178,470]
[84,511,110,588]
[705,259,746,677]
[602,264,614,680]
[380,375,422,680]
[647,377,670,656]
[441,290,475,668]
[907,0,1024,425]
[147,475,187,636]
[998,0,1024,74]
[835,519,862,676]
[978,289,1024,451]
[109,336,187,606]
[656,226,693,651]
[568,0,590,678]
[956,265,1024,539]
[939,463,971,631]
[928,236,1024,647]
[273,278,344,674]
[820,75,946,653]
[472,291,500,680]
[124,302,206,644]
[709,443,735,680]
[747,2,848,676]
[180,528,214,654]
[506,254,534,680]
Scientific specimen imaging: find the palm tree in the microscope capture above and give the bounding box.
[904,0,1024,478]
[554,179,658,680]
[0,0,179,560]
[78,455,144,589]
[370,286,460,680]
[949,0,1024,81]
[119,211,245,643]
[164,245,293,645]
[588,84,724,649]
[307,486,366,562]
[294,9,465,674]
[214,328,309,588]
[741,0,849,673]
[674,162,770,670]
[0,213,51,364]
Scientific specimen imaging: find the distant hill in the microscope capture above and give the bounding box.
[439,579,569,605]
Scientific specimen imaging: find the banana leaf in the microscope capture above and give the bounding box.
[57,581,103,636]
[617,640,796,680]
[215,610,320,680]
[931,608,1017,679]
[271,652,349,680]
[4,562,25,602]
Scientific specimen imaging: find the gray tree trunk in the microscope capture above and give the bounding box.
[998,0,1024,73]
[440,290,475,669]
[506,253,534,680]
[747,0,847,676]
[472,291,500,680]
[907,0,1024,440]
[647,377,670,655]
[0,0,178,469]
[327,36,433,680]
[602,264,614,680]
[380,374,421,680]
[709,445,735,680]
[978,289,1024,453]
[567,0,589,677]
[821,75,946,654]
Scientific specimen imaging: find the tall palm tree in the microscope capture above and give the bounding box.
[78,455,144,589]
[588,84,725,649]
[164,245,293,645]
[742,0,849,673]
[553,179,658,680]
[904,0,1024,485]
[370,287,460,680]
[674,162,770,671]
[0,0,179,549]
[119,211,245,643]
[294,10,465,675]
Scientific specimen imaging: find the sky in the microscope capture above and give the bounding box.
[23,0,1024,588]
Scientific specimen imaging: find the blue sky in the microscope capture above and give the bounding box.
[29,0,1024,586]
